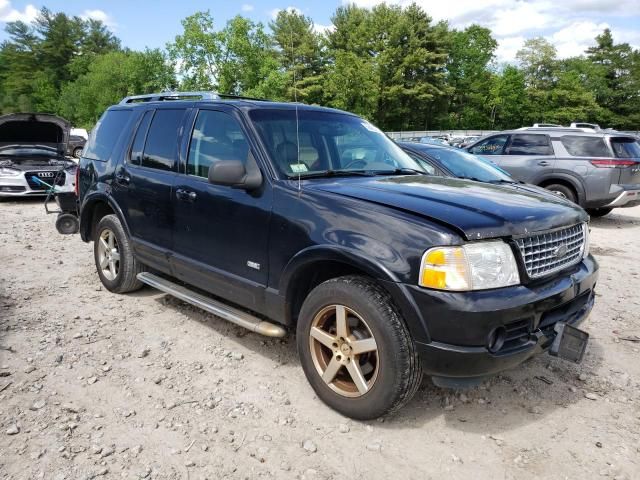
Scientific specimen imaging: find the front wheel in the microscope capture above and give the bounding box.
[94,214,144,293]
[297,276,423,420]
[586,207,613,218]
[73,147,83,159]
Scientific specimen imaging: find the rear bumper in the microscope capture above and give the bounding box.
[603,184,640,208]
[409,255,598,379]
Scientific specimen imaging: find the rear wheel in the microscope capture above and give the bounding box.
[297,276,423,420]
[73,147,83,159]
[94,214,144,293]
[544,183,577,203]
[586,207,613,218]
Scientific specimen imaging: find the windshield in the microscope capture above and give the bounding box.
[0,146,59,157]
[249,109,424,177]
[611,137,640,158]
[415,146,514,182]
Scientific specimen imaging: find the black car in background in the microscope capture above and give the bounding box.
[66,134,86,158]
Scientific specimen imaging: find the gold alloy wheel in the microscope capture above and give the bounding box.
[97,228,120,281]
[309,304,379,398]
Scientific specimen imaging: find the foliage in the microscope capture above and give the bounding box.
[1,5,639,131]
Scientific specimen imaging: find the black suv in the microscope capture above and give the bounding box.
[77,92,598,419]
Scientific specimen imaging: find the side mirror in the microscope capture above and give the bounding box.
[208,159,262,190]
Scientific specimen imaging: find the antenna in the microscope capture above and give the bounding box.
[290,24,301,192]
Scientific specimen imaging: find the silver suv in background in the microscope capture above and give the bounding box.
[466,128,640,217]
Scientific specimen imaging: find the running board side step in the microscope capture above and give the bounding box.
[137,272,286,338]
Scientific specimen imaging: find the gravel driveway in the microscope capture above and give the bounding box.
[1,199,639,480]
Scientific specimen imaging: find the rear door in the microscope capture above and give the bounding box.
[112,107,188,272]
[499,133,555,183]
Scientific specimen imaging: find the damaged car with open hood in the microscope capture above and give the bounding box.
[0,113,77,197]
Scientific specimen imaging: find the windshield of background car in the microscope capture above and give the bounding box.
[249,109,423,177]
[417,146,514,182]
[611,137,640,158]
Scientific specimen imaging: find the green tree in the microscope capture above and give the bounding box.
[446,25,497,128]
[490,65,530,129]
[57,49,176,128]
[167,12,283,97]
[269,9,324,103]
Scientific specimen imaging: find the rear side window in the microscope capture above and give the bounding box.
[560,136,611,157]
[507,134,553,155]
[84,110,132,161]
[469,135,509,155]
[129,111,153,165]
[141,109,186,171]
[611,137,640,158]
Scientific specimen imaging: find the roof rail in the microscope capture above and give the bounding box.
[119,91,221,105]
[119,91,270,105]
[521,127,586,133]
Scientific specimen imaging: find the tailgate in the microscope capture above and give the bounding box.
[610,137,640,185]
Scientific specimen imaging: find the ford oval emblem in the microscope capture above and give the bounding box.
[554,245,568,259]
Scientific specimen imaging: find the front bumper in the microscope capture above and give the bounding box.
[409,255,598,379]
[0,170,74,197]
[603,184,640,208]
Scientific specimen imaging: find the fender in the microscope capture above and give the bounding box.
[535,171,587,205]
[279,245,431,343]
[79,191,131,242]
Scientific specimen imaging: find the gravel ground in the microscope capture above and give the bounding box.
[0,199,639,480]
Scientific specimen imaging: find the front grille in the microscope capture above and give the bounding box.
[515,224,585,279]
[25,171,66,190]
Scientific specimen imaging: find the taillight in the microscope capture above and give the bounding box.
[74,166,80,197]
[590,159,637,168]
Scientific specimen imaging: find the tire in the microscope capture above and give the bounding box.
[296,275,423,420]
[93,214,144,293]
[586,207,613,218]
[55,213,79,234]
[544,183,577,203]
[73,147,83,159]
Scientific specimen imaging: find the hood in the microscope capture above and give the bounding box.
[307,176,588,240]
[0,113,71,155]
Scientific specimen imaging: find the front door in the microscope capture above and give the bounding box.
[171,108,273,312]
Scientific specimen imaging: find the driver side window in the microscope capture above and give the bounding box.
[469,135,510,155]
[187,110,249,178]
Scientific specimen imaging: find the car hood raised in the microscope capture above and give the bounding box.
[0,113,71,155]
[307,176,588,240]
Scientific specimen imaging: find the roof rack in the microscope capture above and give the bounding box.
[119,91,269,105]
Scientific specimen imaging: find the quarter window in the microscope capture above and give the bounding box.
[560,136,611,157]
[84,109,132,161]
[141,109,186,171]
[507,134,553,155]
[469,135,509,155]
[187,110,250,178]
[610,137,640,158]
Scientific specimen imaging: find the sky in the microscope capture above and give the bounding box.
[0,0,639,63]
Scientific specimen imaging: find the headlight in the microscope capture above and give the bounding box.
[0,167,21,177]
[419,241,520,291]
[582,223,590,259]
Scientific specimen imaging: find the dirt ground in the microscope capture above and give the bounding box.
[0,199,639,480]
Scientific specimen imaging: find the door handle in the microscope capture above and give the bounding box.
[176,188,197,202]
[538,160,551,167]
[115,171,130,185]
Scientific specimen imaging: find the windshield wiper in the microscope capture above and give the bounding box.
[292,169,375,179]
[372,168,428,176]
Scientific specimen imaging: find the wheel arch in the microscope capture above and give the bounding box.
[80,193,131,242]
[280,246,430,343]
[537,173,586,205]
